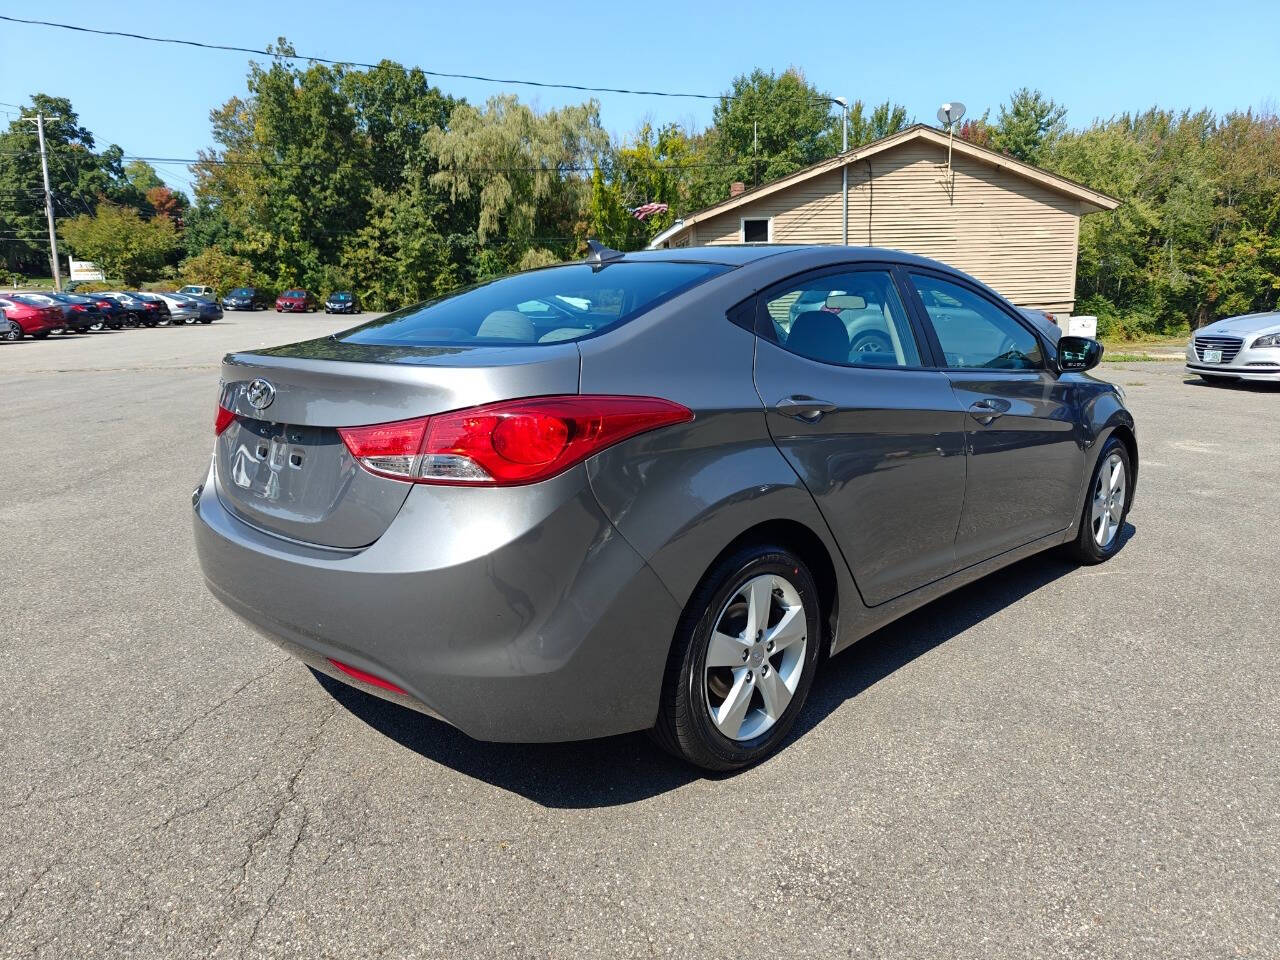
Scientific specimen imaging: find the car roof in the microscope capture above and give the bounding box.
[616,244,961,272]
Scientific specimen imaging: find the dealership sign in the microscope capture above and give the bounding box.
[69,259,105,281]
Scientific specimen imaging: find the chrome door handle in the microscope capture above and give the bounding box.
[967,398,1010,424]
[775,396,838,423]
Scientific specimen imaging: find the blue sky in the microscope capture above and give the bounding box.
[2,0,1277,196]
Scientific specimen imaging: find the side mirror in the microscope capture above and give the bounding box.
[1057,335,1102,373]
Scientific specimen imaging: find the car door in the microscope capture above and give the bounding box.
[904,271,1085,568]
[751,265,969,607]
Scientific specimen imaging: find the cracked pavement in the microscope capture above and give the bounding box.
[1,317,1277,958]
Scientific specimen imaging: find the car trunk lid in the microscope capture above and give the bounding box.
[213,338,581,548]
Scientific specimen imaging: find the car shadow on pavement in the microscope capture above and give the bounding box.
[315,525,1133,808]
[1183,377,1280,392]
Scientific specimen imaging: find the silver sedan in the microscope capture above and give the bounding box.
[1186,311,1280,382]
[194,245,1136,771]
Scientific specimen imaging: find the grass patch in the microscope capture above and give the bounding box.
[1100,334,1187,352]
[1103,353,1164,363]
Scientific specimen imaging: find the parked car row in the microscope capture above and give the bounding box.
[0,290,224,341]
[216,286,360,314]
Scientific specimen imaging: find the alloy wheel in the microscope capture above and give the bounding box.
[703,573,808,741]
[1091,451,1126,548]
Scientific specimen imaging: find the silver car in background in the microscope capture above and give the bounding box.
[1186,311,1280,382]
[154,292,202,326]
[194,245,1136,771]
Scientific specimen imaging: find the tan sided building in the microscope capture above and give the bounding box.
[648,124,1119,317]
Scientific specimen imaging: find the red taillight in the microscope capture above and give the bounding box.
[335,417,429,481]
[96,300,111,309]
[338,395,693,486]
[214,404,236,435]
[71,304,87,312]
[327,658,407,695]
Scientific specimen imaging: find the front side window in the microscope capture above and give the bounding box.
[762,269,922,368]
[909,274,1043,370]
[339,261,730,347]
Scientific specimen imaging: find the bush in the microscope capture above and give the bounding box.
[178,248,261,298]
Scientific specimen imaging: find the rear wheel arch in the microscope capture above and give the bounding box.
[693,519,839,655]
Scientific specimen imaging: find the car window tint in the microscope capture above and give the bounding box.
[762,270,921,368]
[910,274,1043,370]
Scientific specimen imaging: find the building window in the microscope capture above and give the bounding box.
[742,218,770,243]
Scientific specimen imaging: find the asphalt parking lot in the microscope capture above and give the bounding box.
[2,316,1277,959]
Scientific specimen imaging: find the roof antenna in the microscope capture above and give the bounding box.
[585,238,625,269]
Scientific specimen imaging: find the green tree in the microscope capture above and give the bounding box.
[0,94,133,274]
[689,68,836,207]
[61,202,179,285]
[178,246,259,296]
[847,100,911,147]
[992,88,1067,164]
[427,94,607,257]
[588,123,696,249]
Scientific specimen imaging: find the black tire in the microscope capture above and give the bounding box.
[849,329,894,357]
[1063,435,1132,565]
[652,544,822,772]
[3,321,22,342]
[88,321,104,332]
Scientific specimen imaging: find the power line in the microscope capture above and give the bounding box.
[1,147,741,175]
[0,15,729,101]
[0,15,859,117]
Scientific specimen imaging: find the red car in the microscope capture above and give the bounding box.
[275,289,317,313]
[0,295,61,341]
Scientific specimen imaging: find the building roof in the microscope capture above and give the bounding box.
[652,124,1120,246]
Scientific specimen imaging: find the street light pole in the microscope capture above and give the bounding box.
[828,97,850,246]
[25,114,62,291]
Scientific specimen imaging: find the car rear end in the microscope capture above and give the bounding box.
[167,296,201,325]
[9,297,62,336]
[196,299,223,323]
[194,258,730,741]
[63,297,103,332]
[94,298,126,328]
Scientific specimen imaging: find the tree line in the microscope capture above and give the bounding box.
[2,48,1277,336]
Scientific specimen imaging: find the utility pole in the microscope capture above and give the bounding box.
[835,97,849,246]
[25,114,62,291]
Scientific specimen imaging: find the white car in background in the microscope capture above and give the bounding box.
[1186,312,1280,383]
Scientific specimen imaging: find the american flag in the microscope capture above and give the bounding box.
[629,202,669,221]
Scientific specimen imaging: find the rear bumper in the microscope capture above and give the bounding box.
[192,461,680,742]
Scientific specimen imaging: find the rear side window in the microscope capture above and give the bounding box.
[761,269,922,368]
[338,261,731,347]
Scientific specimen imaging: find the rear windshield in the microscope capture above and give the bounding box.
[338,261,731,347]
